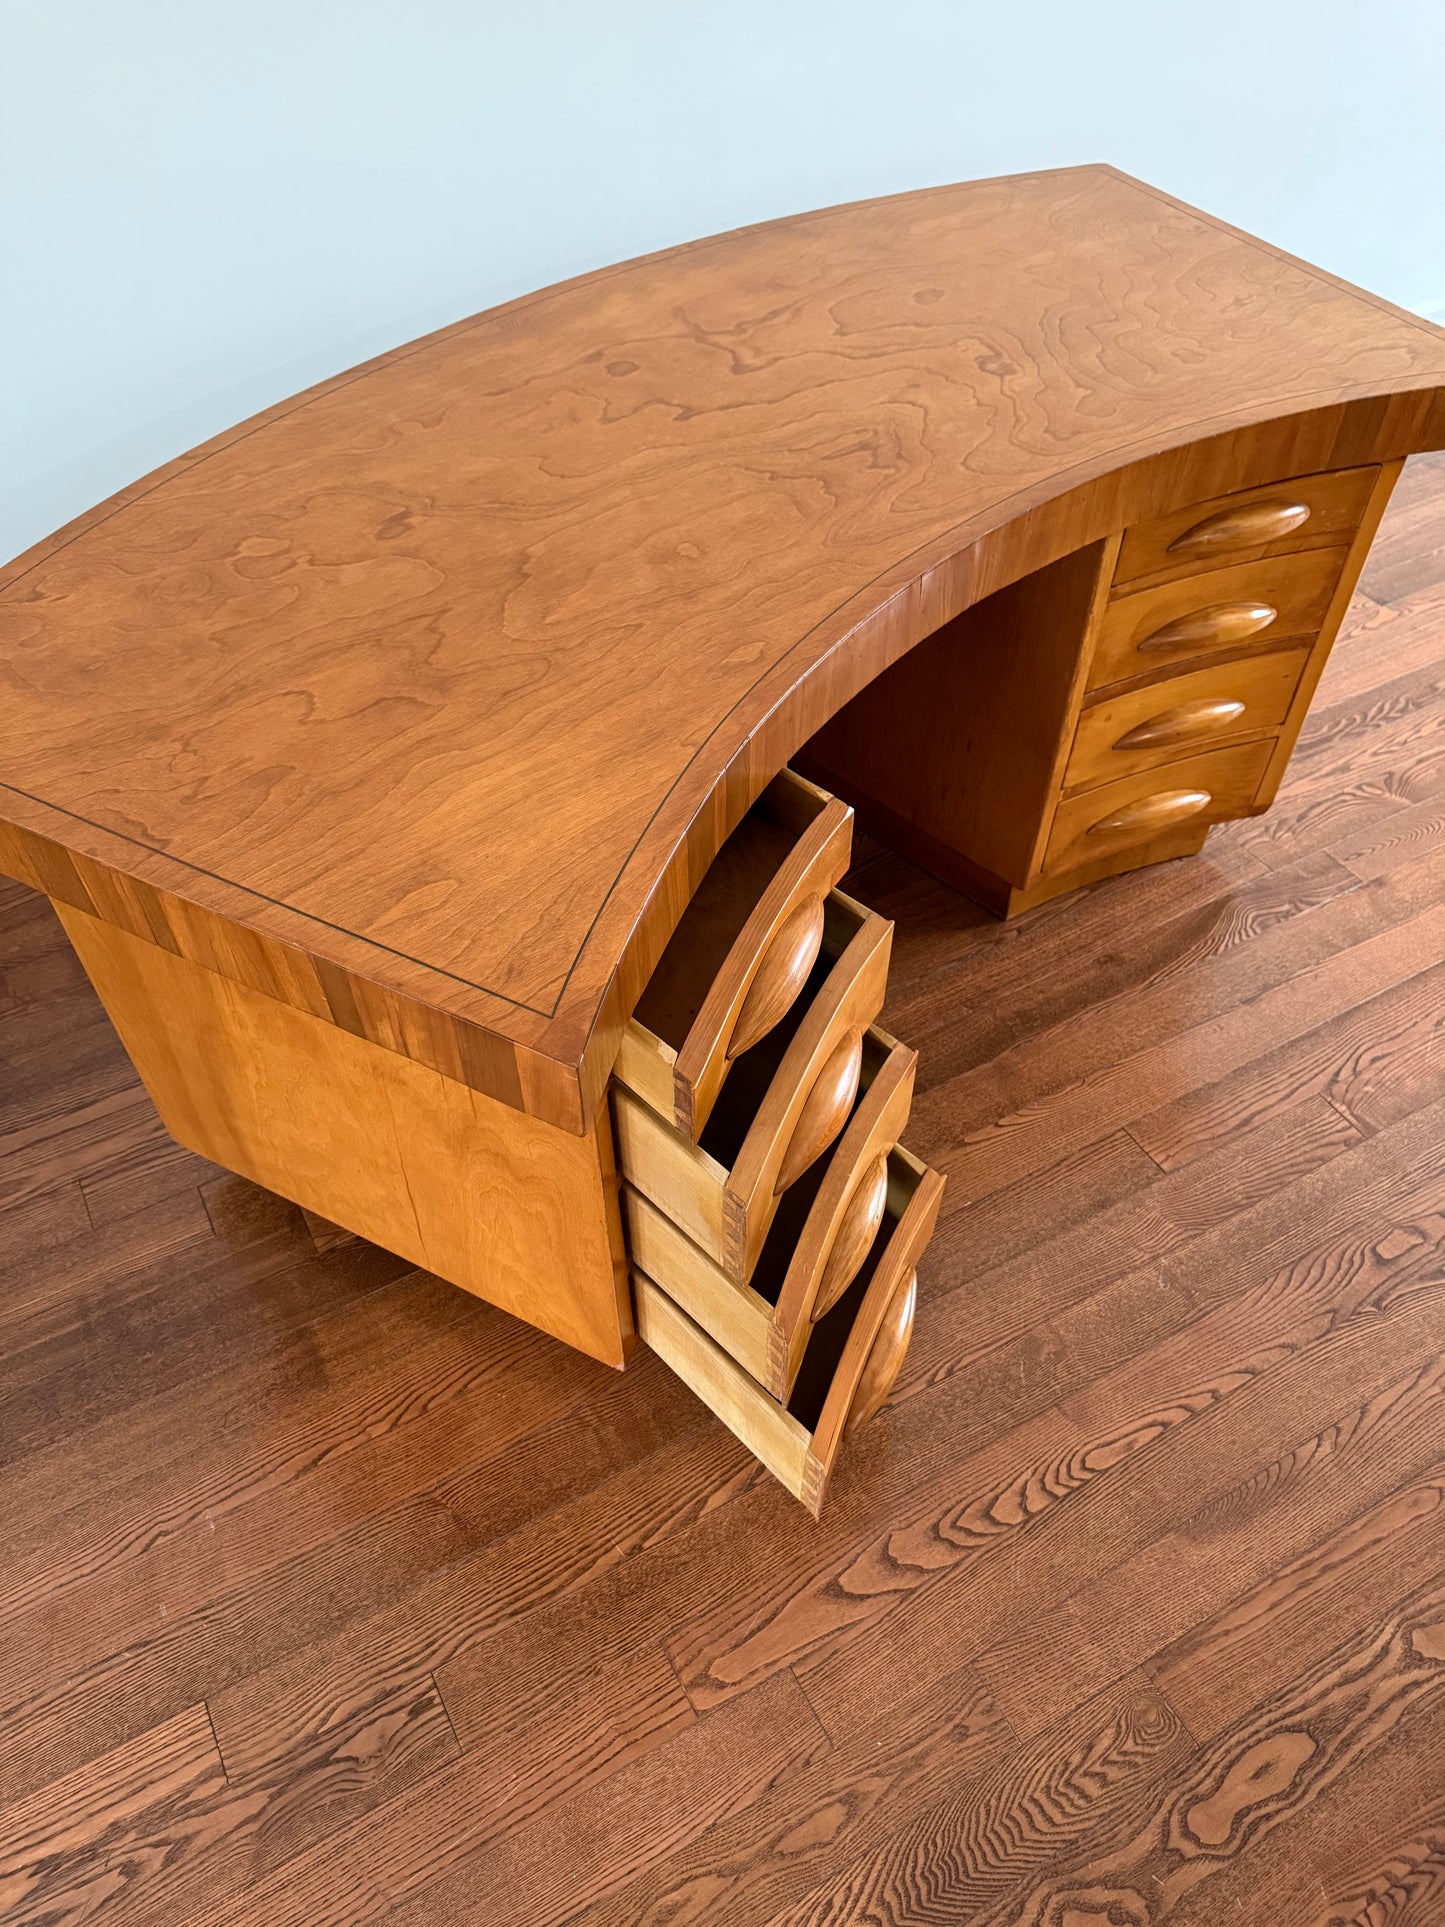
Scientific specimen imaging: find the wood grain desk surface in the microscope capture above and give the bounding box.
[4,165,1445,1129]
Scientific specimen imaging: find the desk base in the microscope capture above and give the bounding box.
[54,903,634,1369]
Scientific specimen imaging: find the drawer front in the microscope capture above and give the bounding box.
[1113,466,1378,592]
[1089,547,1345,691]
[616,769,852,1138]
[623,1030,916,1398]
[633,1145,944,1515]
[613,891,893,1281]
[1066,646,1308,794]
[1043,739,1276,877]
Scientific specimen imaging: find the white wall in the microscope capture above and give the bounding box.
[4,0,1443,562]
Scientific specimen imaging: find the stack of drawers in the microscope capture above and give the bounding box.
[1047,465,1381,872]
[611,770,944,1514]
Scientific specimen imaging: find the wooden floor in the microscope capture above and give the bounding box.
[3,457,1445,1927]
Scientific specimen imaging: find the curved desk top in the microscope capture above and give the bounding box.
[4,165,1445,1131]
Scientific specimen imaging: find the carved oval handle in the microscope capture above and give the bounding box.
[1087,788,1212,839]
[1167,498,1311,560]
[812,1152,890,1322]
[845,1267,917,1437]
[1112,697,1246,752]
[1137,599,1278,655]
[775,1030,863,1195]
[727,897,824,1061]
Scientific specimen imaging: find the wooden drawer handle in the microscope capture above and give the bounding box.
[845,1267,917,1437]
[1087,788,1212,839]
[1113,697,1247,752]
[1167,499,1311,560]
[1137,599,1278,655]
[727,897,825,1061]
[775,1030,863,1195]
[812,1152,890,1322]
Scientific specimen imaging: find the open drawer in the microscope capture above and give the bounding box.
[614,770,853,1139]
[623,1025,916,1398]
[613,890,893,1281]
[634,1146,945,1515]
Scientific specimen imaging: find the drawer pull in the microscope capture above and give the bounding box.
[776,1030,863,1194]
[1137,599,1278,656]
[1087,788,1212,839]
[845,1267,917,1436]
[812,1152,890,1322]
[727,896,825,1061]
[1112,698,1247,752]
[1167,499,1311,560]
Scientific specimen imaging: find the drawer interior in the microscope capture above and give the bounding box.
[696,886,874,1165]
[624,1025,915,1396]
[633,1145,944,1514]
[634,818,798,1049]
[619,768,852,1137]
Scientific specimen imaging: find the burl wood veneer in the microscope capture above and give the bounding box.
[3,167,1444,1501]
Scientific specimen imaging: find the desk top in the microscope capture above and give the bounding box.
[4,166,1445,1129]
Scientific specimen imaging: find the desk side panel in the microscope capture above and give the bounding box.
[53,904,633,1368]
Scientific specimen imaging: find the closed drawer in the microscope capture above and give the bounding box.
[1066,647,1308,794]
[634,1145,944,1514]
[1113,465,1378,592]
[1043,738,1276,877]
[1089,547,1345,691]
[615,769,852,1139]
[624,1026,916,1399]
[613,890,892,1282]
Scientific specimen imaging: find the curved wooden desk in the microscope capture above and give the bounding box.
[4,168,1444,1508]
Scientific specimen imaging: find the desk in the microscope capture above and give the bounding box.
[4,168,1443,1509]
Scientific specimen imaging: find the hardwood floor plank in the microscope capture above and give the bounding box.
[860,835,1265,1023]
[912,1087,1414,1385]
[769,1674,1195,1927]
[1332,792,1445,880]
[0,1346,732,1807]
[0,1181,90,1279]
[1354,449,1445,606]
[579,1664,1012,1927]
[1279,1723,1445,1926]
[928,1126,1159,1279]
[791,1157,1445,1745]
[0,1235,405,1479]
[0,1263,497,1558]
[0,1085,193,1214]
[971,1343,1445,1739]
[0,1681,460,1927]
[1130,958,1445,1169]
[1228,667,1445,872]
[787,1567,1445,1927]
[0,1702,225,1926]
[0,1185,217,1352]
[202,1402,764,1782]
[194,1673,821,1927]
[384,1673,825,1927]
[892,849,1356,1102]
[1156,1458,1445,1745]
[924,884,1445,1205]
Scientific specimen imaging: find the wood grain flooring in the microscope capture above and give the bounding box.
[2,452,1444,1923]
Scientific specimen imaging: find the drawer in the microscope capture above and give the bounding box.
[1089,547,1345,691]
[1113,465,1378,592]
[1042,738,1276,877]
[634,1146,945,1514]
[1066,646,1308,794]
[612,890,893,1281]
[624,1025,916,1398]
[616,769,852,1138]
